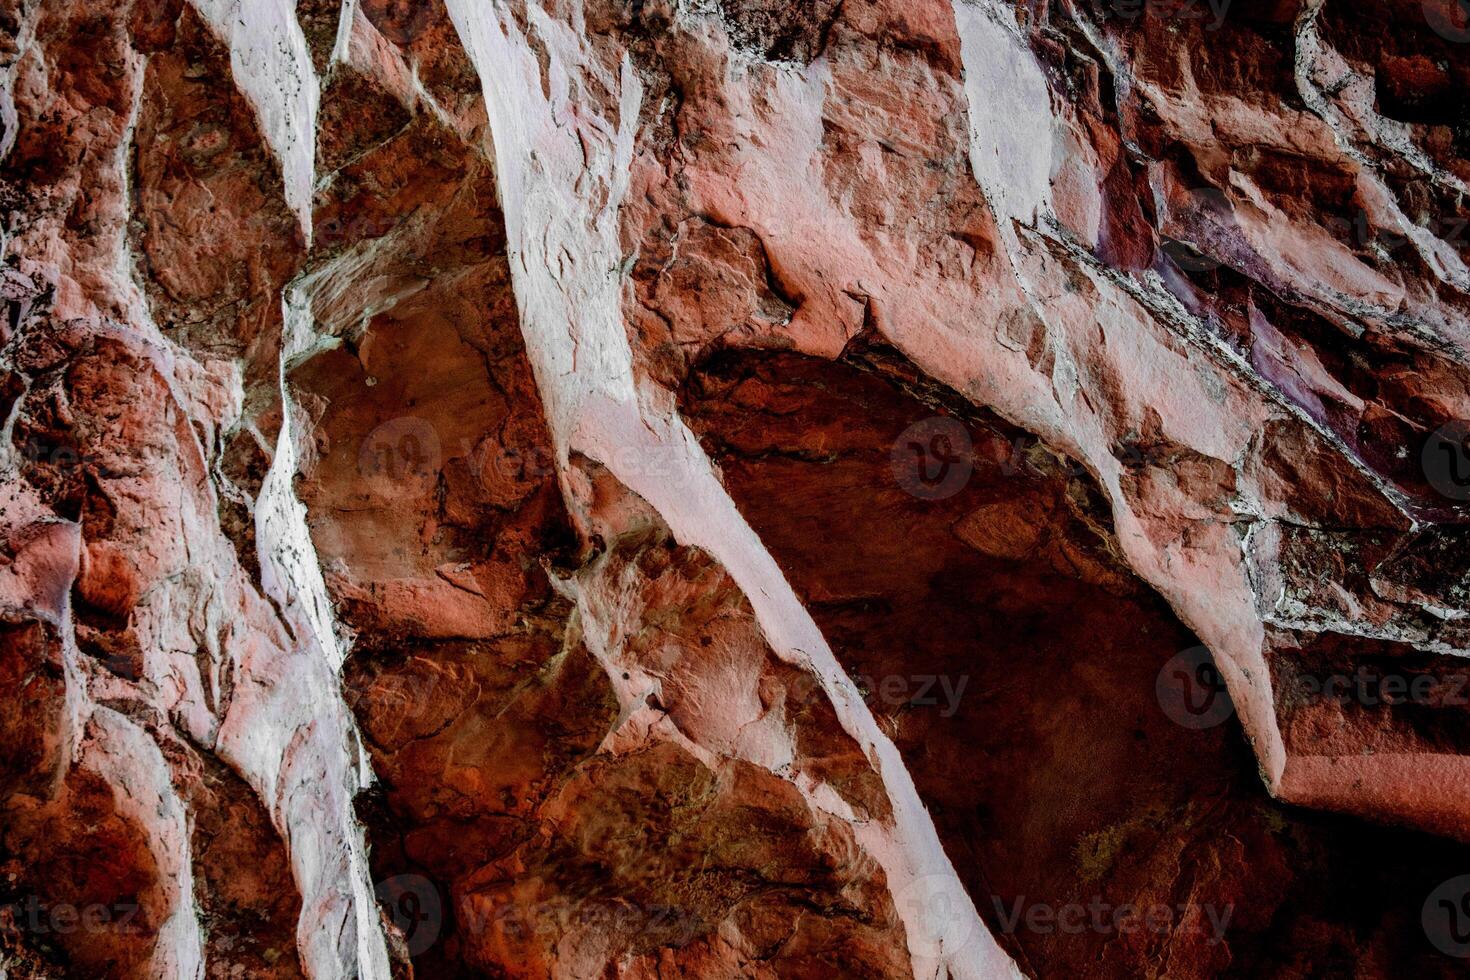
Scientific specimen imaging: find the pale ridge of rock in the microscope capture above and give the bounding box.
[443,0,1023,975]
[186,0,320,235]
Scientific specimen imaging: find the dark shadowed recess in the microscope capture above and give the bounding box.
[0,621,159,979]
[290,276,599,977]
[678,344,1470,979]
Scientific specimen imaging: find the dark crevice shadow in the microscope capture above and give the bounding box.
[679,343,1470,979]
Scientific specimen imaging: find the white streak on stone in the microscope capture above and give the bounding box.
[330,0,361,68]
[953,0,1291,791]
[231,293,390,980]
[83,708,206,980]
[444,2,1022,976]
[953,0,1056,229]
[187,0,319,236]
[1292,0,1470,299]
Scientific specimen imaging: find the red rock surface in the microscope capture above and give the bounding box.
[3,0,1470,977]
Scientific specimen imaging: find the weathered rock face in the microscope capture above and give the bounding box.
[3,0,1470,977]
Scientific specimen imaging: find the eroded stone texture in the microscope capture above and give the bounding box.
[680,344,1470,977]
[4,0,1470,977]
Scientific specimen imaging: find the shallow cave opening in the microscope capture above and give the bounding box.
[678,344,1470,979]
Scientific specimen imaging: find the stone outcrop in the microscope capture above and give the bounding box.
[2,0,1469,977]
